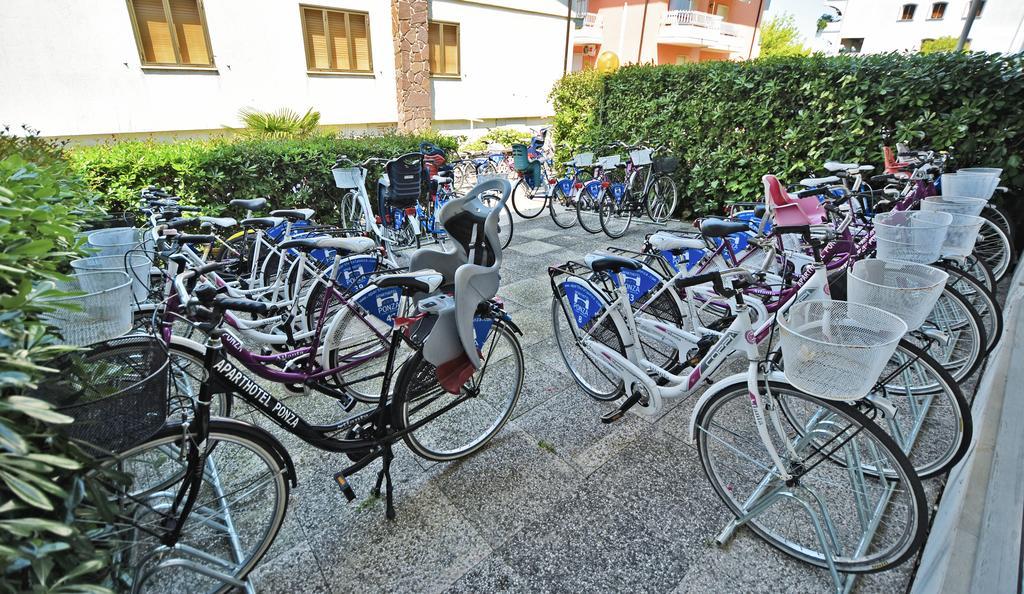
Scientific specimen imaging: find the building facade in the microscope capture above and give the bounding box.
[568,0,770,69]
[818,0,1024,54]
[0,0,570,140]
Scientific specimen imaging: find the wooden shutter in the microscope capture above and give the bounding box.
[132,0,176,64]
[428,22,442,73]
[442,24,458,75]
[327,11,350,70]
[349,13,371,72]
[303,8,329,69]
[169,0,210,65]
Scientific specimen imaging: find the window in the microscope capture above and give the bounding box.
[127,0,213,67]
[669,0,693,11]
[963,1,985,19]
[709,1,729,19]
[300,6,372,73]
[840,37,864,52]
[930,2,947,19]
[899,3,916,20]
[428,21,460,77]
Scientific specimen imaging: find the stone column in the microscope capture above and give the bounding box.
[391,0,432,132]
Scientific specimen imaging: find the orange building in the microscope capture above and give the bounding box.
[569,0,767,69]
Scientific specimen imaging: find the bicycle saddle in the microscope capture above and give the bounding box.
[584,253,642,274]
[230,197,268,210]
[270,208,315,221]
[648,231,705,252]
[823,161,860,172]
[240,216,286,229]
[279,236,375,254]
[698,218,751,238]
[431,174,453,184]
[199,216,237,228]
[375,270,444,294]
[799,175,840,187]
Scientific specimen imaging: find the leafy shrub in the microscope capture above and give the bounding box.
[758,15,812,58]
[234,107,322,139]
[70,131,458,216]
[459,127,533,153]
[550,52,1024,216]
[920,36,961,54]
[0,129,116,593]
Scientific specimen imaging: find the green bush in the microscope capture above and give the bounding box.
[458,127,533,153]
[550,52,1024,216]
[0,129,116,593]
[70,131,459,216]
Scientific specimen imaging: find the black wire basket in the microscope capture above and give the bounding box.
[34,335,169,454]
[653,156,680,174]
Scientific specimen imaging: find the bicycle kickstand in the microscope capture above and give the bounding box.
[371,444,397,520]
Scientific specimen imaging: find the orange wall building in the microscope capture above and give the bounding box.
[569,0,767,69]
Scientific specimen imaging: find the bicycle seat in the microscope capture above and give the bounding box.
[431,175,453,184]
[230,198,268,210]
[762,175,827,226]
[279,236,376,255]
[584,253,642,274]
[823,161,860,173]
[240,216,286,228]
[648,231,705,252]
[270,208,315,221]
[799,175,840,187]
[375,270,444,294]
[699,218,751,238]
[199,216,237,227]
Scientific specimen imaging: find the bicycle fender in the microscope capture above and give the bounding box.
[687,370,787,444]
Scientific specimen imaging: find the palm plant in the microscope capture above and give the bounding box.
[236,107,321,139]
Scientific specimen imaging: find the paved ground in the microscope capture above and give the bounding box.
[239,209,964,593]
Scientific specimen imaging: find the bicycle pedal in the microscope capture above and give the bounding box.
[333,472,357,502]
[601,390,643,424]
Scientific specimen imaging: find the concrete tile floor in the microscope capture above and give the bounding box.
[243,210,960,593]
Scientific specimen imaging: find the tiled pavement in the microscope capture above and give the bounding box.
[241,211,951,593]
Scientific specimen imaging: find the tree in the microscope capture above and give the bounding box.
[920,36,964,54]
[759,14,812,58]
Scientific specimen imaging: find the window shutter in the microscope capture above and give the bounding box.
[304,8,329,69]
[349,13,371,72]
[428,22,442,73]
[132,0,176,64]
[327,11,350,70]
[442,24,458,74]
[169,0,210,65]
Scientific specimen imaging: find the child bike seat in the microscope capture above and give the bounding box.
[762,175,826,227]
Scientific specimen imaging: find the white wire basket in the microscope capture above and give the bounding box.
[332,166,363,190]
[919,195,986,217]
[873,210,952,264]
[86,227,155,258]
[941,214,986,258]
[779,300,907,401]
[71,254,152,302]
[958,167,1002,178]
[629,149,653,166]
[572,152,594,167]
[941,172,999,201]
[596,155,621,170]
[846,259,948,331]
[41,271,132,346]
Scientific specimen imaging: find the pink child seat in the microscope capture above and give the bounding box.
[762,175,827,227]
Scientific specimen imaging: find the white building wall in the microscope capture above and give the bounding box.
[764,0,827,48]
[820,0,1024,54]
[0,0,567,139]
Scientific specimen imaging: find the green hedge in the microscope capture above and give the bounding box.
[550,52,1024,215]
[70,132,458,217]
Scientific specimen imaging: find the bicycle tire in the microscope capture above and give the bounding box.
[695,380,927,573]
[394,323,522,461]
[576,186,604,234]
[918,284,987,382]
[974,217,1015,281]
[100,420,290,594]
[598,189,632,238]
[511,178,546,219]
[935,260,1002,353]
[549,184,579,229]
[983,202,1015,249]
[646,174,678,223]
[551,284,625,400]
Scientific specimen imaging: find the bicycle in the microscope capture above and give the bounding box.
[547,151,595,229]
[599,143,680,238]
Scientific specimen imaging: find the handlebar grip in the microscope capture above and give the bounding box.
[166,217,201,230]
[213,296,280,316]
[195,259,237,276]
[177,206,202,212]
[796,187,831,199]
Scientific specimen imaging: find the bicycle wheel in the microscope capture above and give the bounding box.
[936,261,1002,353]
[453,161,477,194]
[511,178,546,219]
[166,343,233,418]
[598,190,632,239]
[695,381,927,573]
[551,284,625,400]
[549,184,579,229]
[974,217,1015,281]
[982,202,1015,249]
[952,253,997,293]
[99,421,289,594]
[918,285,986,382]
[576,186,604,234]
[394,323,522,461]
[339,191,367,230]
[646,174,678,224]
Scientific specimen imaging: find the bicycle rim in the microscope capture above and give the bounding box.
[397,324,522,461]
[577,192,603,234]
[974,218,1013,281]
[599,193,631,238]
[549,186,578,229]
[512,179,546,219]
[939,262,1002,353]
[101,425,289,594]
[647,175,678,223]
[550,285,625,400]
[919,285,986,381]
[695,382,926,573]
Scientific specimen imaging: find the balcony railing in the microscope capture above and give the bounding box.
[573,12,603,44]
[580,12,601,28]
[664,9,723,30]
